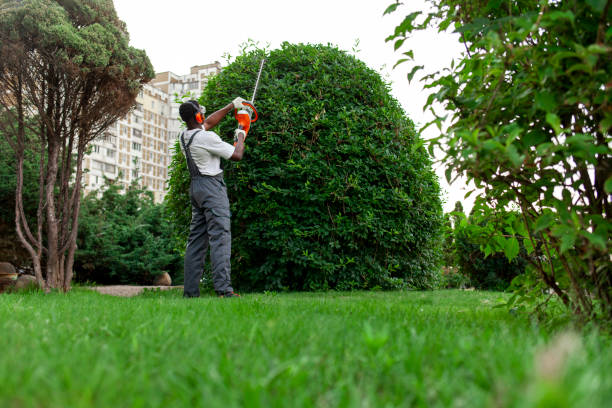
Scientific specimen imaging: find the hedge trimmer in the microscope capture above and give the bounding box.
[235,58,265,136]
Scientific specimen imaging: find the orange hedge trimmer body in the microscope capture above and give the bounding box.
[234,59,265,142]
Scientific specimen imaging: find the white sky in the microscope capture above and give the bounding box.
[113,0,473,213]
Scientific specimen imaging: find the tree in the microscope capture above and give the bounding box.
[0,0,153,291]
[386,1,611,322]
[167,43,444,291]
[75,179,182,285]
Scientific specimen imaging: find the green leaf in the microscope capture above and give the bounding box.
[560,230,577,253]
[513,218,528,237]
[534,213,555,234]
[535,92,558,112]
[403,50,415,59]
[504,237,520,261]
[383,2,400,16]
[523,237,534,255]
[394,38,405,51]
[393,12,421,36]
[599,113,612,134]
[587,44,610,54]
[506,144,524,168]
[407,65,424,83]
[522,130,548,147]
[445,166,452,183]
[567,63,593,74]
[605,176,612,194]
[545,113,562,135]
[393,58,409,69]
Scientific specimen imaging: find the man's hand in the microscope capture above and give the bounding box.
[232,97,248,109]
[234,128,246,143]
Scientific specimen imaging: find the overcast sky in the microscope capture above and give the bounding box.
[113,0,473,213]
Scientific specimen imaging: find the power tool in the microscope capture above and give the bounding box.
[234,58,265,141]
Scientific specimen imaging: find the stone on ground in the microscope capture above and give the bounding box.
[153,272,172,286]
[13,274,39,290]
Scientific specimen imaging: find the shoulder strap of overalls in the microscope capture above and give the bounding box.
[180,130,203,177]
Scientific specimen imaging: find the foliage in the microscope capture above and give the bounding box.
[439,266,471,289]
[386,1,612,323]
[1,290,611,407]
[0,120,39,227]
[166,43,444,291]
[440,201,464,269]
[453,206,528,291]
[0,0,153,290]
[74,180,181,285]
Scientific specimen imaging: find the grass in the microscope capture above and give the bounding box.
[0,289,610,408]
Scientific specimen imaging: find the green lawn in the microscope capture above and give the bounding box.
[0,290,610,407]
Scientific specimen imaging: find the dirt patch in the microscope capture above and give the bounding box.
[86,285,183,297]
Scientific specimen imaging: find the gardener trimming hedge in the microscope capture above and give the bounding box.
[167,43,444,291]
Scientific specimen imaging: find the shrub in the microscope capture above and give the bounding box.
[74,180,182,285]
[386,1,612,323]
[166,43,444,291]
[454,214,528,291]
[439,267,470,289]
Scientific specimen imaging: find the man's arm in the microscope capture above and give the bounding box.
[204,97,248,131]
[230,130,246,161]
[203,103,233,131]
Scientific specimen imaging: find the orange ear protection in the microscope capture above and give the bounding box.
[188,101,205,124]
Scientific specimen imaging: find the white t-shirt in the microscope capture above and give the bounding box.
[179,129,235,176]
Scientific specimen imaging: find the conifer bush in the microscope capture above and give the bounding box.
[166,43,443,291]
[75,181,181,285]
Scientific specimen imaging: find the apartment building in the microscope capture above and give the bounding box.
[82,63,222,204]
[83,84,170,203]
[151,62,222,147]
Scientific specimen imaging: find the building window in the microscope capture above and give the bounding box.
[93,160,104,171]
[104,163,115,174]
[92,145,100,153]
[132,169,139,179]
[106,149,115,158]
[133,129,142,138]
[132,142,141,151]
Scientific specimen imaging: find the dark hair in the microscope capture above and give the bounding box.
[179,100,200,122]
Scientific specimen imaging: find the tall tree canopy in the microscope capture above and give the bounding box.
[386,0,611,323]
[0,0,154,290]
[167,43,443,291]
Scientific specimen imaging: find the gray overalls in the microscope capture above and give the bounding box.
[181,130,234,297]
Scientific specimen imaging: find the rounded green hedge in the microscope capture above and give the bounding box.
[167,43,443,291]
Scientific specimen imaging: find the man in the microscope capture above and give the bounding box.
[178,98,248,298]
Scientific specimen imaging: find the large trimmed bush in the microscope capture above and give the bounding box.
[166,43,443,291]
